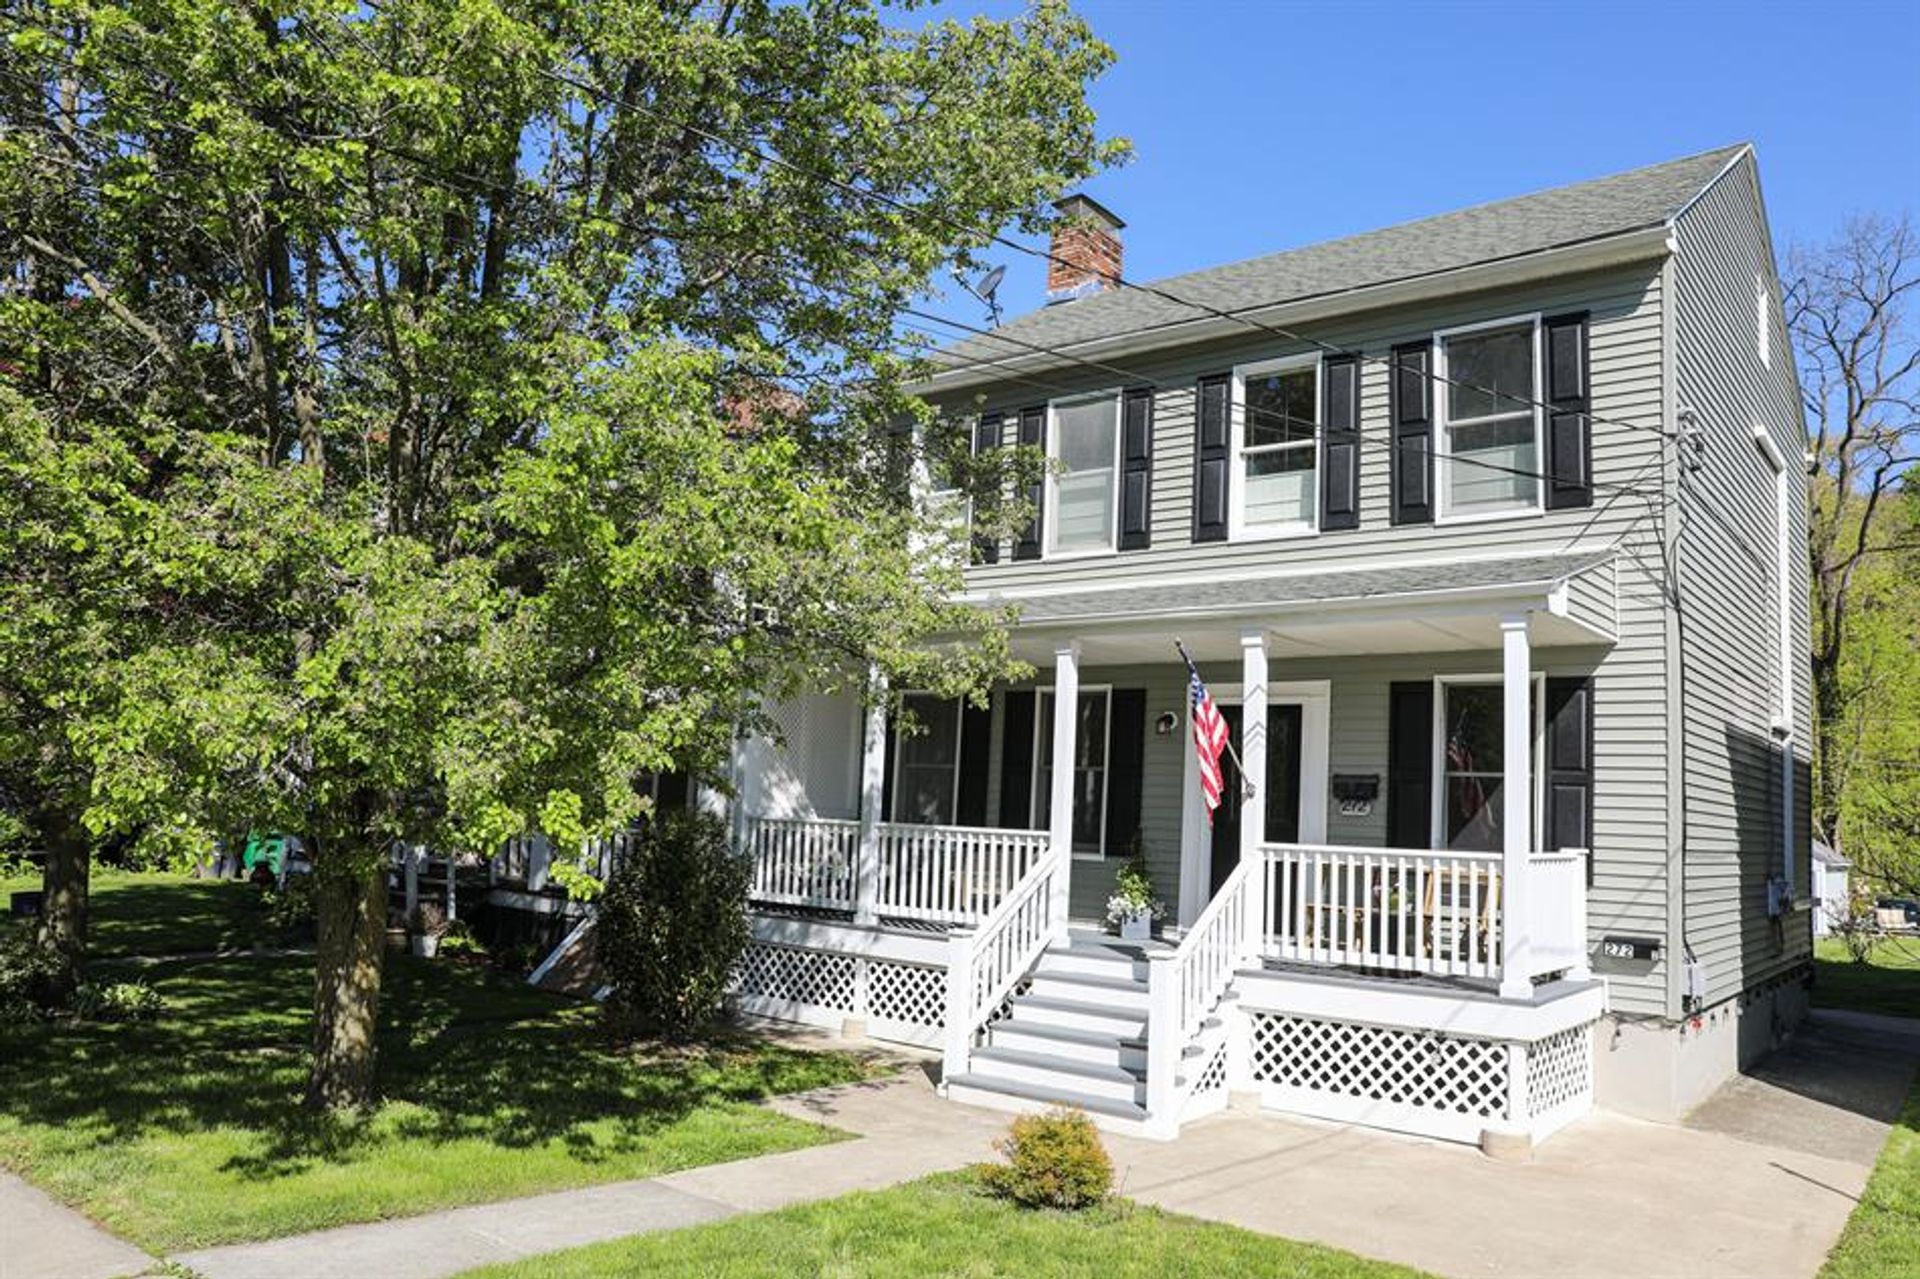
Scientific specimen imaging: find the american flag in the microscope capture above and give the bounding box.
[1183,650,1232,824]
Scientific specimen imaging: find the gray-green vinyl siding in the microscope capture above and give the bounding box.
[1670,152,1813,1009]
[945,264,1676,1015]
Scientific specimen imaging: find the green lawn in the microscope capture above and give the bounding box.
[2,869,263,957]
[1814,936,1920,1020]
[0,875,879,1252]
[458,1172,1433,1279]
[1811,936,1920,1278]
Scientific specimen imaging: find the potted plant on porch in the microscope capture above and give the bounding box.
[408,901,448,958]
[1105,855,1164,943]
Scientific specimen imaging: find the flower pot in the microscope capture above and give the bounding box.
[1118,910,1152,942]
[411,934,439,959]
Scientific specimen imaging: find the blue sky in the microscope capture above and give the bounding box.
[935,0,1920,320]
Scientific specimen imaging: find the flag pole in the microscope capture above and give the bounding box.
[1174,638,1257,801]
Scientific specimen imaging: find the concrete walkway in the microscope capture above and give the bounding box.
[1104,1008,1920,1279]
[0,1171,150,1279]
[173,1066,1006,1279]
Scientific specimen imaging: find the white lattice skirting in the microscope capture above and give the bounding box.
[730,941,947,1048]
[1248,1011,1595,1145]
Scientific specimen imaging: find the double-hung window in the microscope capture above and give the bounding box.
[1436,317,1542,519]
[1433,678,1540,852]
[1032,688,1111,857]
[1234,356,1319,535]
[1047,393,1121,555]
[892,693,962,825]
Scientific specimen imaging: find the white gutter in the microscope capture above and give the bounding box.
[913,224,1675,396]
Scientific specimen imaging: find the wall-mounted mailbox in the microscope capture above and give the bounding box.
[1595,934,1661,976]
[1331,774,1379,818]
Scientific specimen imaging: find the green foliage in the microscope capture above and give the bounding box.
[72,978,165,1022]
[978,1109,1114,1211]
[259,875,318,944]
[438,919,486,960]
[1105,854,1165,925]
[0,922,63,1021]
[1819,1071,1920,1279]
[598,811,751,1039]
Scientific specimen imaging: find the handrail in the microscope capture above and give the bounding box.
[1169,859,1256,1042]
[942,854,1057,1083]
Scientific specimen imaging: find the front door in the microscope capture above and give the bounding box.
[1210,703,1304,893]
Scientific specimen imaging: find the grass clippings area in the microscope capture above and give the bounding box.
[457,1171,1435,1279]
[0,874,882,1252]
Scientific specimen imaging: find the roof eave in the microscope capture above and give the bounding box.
[913,223,1675,398]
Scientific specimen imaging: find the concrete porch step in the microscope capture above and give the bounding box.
[1025,971,1150,1011]
[988,1019,1148,1070]
[1005,994,1148,1039]
[969,1046,1146,1105]
[943,1072,1154,1137]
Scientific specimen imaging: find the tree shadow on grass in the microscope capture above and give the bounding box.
[0,949,872,1187]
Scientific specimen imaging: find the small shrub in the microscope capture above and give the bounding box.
[1836,908,1881,965]
[0,925,63,1022]
[979,1108,1113,1210]
[408,900,448,938]
[260,875,317,942]
[438,919,486,959]
[73,979,166,1022]
[599,810,750,1039]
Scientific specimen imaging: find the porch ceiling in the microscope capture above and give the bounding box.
[974,551,1616,665]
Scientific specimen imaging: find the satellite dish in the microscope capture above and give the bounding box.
[957,264,1007,327]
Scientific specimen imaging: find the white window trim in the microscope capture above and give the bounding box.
[1032,683,1114,861]
[1432,313,1546,525]
[1042,390,1123,560]
[1429,673,1545,851]
[889,692,964,825]
[1230,352,1322,541]
[1756,273,1772,369]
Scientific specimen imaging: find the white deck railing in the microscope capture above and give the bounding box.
[745,816,860,911]
[875,823,1051,925]
[743,815,1048,926]
[1168,859,1258,1043]
[1526,849,1590,979]
[1258,842,1508,981]
[943,855,1057,1082]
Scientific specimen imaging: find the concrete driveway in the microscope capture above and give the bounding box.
[1103,1008,1920,1279]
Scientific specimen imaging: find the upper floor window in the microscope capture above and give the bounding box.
[1048,392,1120,555]
[1436,317,1543,520]
[1234,355,1319,536]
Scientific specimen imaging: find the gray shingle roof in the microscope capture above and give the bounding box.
[940,145,1745,367]
[995,552,1610,625]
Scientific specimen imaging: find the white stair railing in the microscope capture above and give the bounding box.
[942,855,1058,1084]
[1146,859,1259,1126]
[1260,842,1506,981]
[875,823,1051,925]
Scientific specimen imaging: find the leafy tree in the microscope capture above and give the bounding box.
[0,0,1119,1107]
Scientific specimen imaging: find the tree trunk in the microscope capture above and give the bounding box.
[36,812,89,1003]
[306,854,388,1111]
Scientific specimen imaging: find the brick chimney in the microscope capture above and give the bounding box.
[1047,194,1125,300]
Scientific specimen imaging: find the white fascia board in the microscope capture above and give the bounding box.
[912,225,1674,398]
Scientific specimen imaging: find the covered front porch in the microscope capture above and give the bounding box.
[731,552,1614,1145]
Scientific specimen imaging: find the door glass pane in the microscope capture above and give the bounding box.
[1034,691,1109,851]
[895,695,958,825]
[1051,398,1117,552]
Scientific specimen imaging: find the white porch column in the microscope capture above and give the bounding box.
[1499,612,1534,999]
[1238,629,1269,872]
[855,669,888,927]
[1048,640,1081,937]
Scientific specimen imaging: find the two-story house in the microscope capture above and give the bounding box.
[724,143,1812,1152]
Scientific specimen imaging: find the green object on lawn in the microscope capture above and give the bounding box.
[241,833,287,876]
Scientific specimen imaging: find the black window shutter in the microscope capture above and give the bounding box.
[1104,689,1146,856]
[1387,682,1434,848]
[1320,355,1361,531]
[1544,677,1595,856]
[879,715,898,822]
[956,699,992,826]
[971,413,1002,565]
[1193,374,1231,542]
[1544,312,1592,510]
[998,690,1037,828]
[1389,341,1433,525]
[1119,388,1155,550]
[1013,406,1045,559]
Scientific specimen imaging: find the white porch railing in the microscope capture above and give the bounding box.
[1526,849,1590,979]
[875,823,1051,925]
[1258,842,1508,981]
[1145,858,1260,1126]
[943,855,1057,1083]
[743,815,1048,926]
[745,816,860,911]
